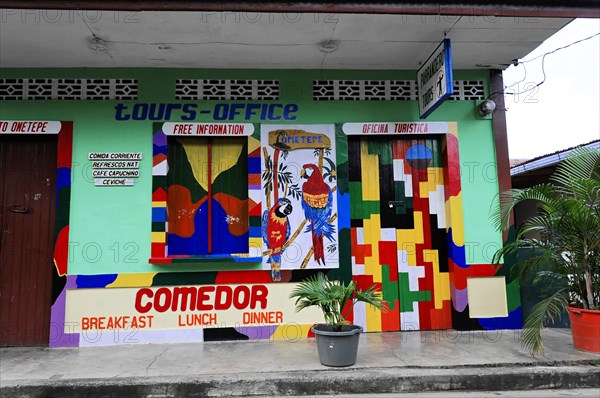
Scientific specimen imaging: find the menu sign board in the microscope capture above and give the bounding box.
[89,152,142,187]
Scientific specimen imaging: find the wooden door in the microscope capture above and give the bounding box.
[349,136,451,332]
[0,135,57,346]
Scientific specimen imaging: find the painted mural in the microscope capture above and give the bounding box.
[23,122,71,348]
[348,136,451,331]
[58,271,321,346]
[166,137,249,255]
[341,122,522,333]
[35,120,520,348]
[150,123,263,263]
[260,125,338,281]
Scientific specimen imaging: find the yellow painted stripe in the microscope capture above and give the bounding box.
[418,167,444,198]
[107,273,157,288]
[248,136,261,154]
[366,303,382,332]
[152,201,167,208]
[151,231,166,243]
[360,141,380,201]
[423,249,450,309]
[397,211,424,266]
[249,237,262,249]
[447,122,458,138]
[445,193,465,246]
[363,214,382,283]
[53,259,66,277]
[440,272,450,303]
[271,323,314,340]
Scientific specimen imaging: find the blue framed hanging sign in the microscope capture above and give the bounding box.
[417,38,453,119]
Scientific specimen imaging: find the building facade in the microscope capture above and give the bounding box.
[1,3,596,347]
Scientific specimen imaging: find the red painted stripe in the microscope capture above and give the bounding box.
[53,226,69,276]
[57,121,73,169]
[248,147,261,158]
[248,200,262,216]
[148,257,173,264]
[153,153,167,166]
[381,300,400,331]
[215,271,272,284]
[445,134,462,198]
[151,242,166,258]
[152,187,167,201]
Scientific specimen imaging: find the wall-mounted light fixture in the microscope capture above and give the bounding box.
[477,99,496,116]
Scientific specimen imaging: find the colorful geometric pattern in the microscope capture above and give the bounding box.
[50,121,520,348]
[48,121,79,347]
[341,123,521,332]
[149,123,262,263]
[151,128,168,261]
[348,136,451,332]
[246,132,263,260]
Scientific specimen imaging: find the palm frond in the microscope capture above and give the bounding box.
[491,184,558,232]
[521,293,568,356]
[354,286,385,311]
[289,273,385,329]
[551,147,600,188]
[493,147,600,355]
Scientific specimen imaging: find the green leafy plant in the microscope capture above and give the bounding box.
[492,147,600,355]
[289,273,386,331]
[322,157,337,183]
[262,152,273,195]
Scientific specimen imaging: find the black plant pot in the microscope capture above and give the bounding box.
[311,324,363,367]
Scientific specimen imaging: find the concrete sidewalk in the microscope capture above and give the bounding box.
[1,328,599,397]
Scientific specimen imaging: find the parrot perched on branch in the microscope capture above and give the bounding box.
[262,198,293,281]
[300,163,335,265]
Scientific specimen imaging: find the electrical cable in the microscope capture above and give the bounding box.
[520,32,600,64]
[486,32,600,101]
[510,61,528,87]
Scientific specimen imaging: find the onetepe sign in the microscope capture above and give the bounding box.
[417,39,453,119]
[0,120,61,134]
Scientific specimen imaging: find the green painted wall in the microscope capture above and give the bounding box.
[0,68,501,275]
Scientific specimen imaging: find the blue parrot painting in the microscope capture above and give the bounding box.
[300,163,335,265]
[262,198,293,281]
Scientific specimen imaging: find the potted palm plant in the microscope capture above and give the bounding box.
[493,147,600,355]
[289,272,385,366]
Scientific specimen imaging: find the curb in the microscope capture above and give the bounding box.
[2,365,599,398]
